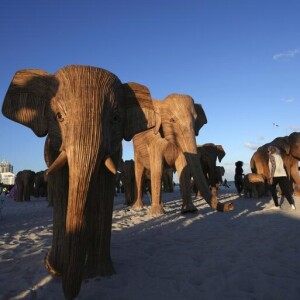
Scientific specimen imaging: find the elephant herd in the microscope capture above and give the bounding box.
[13,169,47,201]
[243,132,300,199]
[0,64,267,299]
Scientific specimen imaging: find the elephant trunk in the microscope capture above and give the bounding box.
[62,147,101,300]
[59,94,104,299]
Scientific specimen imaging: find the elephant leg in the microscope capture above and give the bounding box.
[175,153,197,213]
[148,144,164,216]
[44,165,68,277]
[16,184,24,201]
[132,159,145,210]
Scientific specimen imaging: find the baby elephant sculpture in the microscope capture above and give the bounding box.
[243,173,266,198]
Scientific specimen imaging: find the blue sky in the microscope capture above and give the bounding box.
[0,0,299,181]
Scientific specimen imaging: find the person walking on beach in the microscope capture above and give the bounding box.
[234,161,244,195]
[268,146,296,210]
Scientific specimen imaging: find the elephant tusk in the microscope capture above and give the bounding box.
[104,156,117,174]
[46,150,68,176]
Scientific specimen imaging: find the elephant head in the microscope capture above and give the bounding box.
[2,66,155,299]
[15,169,35,201]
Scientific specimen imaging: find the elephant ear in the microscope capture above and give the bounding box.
[2,69,58,137]
[194,103,207,136]
[123,82,156,141]
[216,145,226,162]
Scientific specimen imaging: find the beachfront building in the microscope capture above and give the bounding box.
[0,172,16,185]
[0,160,15,185]
[0,160,13,173]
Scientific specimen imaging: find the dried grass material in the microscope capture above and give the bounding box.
[123,82,156,141]
[248,173,264,183]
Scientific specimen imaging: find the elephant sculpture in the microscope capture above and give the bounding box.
[15,169,35,201]
[243,173,265,198]
[195,143,226,197]
[162,167,175,192]
[34,170,48,198]
[215,166,225,186]
[2,66,156,300]
[250,132,300,195]
[120,159,136,205]
[130,92,233,215]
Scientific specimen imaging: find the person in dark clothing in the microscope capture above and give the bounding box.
[234,161,244,195]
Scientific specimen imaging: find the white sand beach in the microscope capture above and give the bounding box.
[1,185,300,300]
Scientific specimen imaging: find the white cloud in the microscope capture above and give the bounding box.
[273,48,300,60]
[244,142,261,151]
[286,125,300,132]
[281,97,295,104]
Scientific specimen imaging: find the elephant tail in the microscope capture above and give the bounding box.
[250,156,256,173]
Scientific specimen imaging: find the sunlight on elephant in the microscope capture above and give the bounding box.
[2,66,156,300]
[125,88,234,215]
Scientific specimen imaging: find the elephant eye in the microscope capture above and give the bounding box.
[170,118,176,123]
[56,112,64,122]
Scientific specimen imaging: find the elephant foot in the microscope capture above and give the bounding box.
[124,200,134,206]
[84,259,116,279]
[181,203,198,214]
[132,200,144,211]
[149,204,165,216]
[216,202,234,212]
[44,252,61,277]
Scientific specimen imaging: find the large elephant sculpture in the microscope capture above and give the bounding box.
[196,143,226,197]
[130,92,233,215]
[15,169,35,201]
[2,66,156,300]
[250,132,300,195]
[34,170,48,198]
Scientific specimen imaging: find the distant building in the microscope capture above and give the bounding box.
[0,172,16,185]
[0,160,15,185]
[0,160,13,173]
